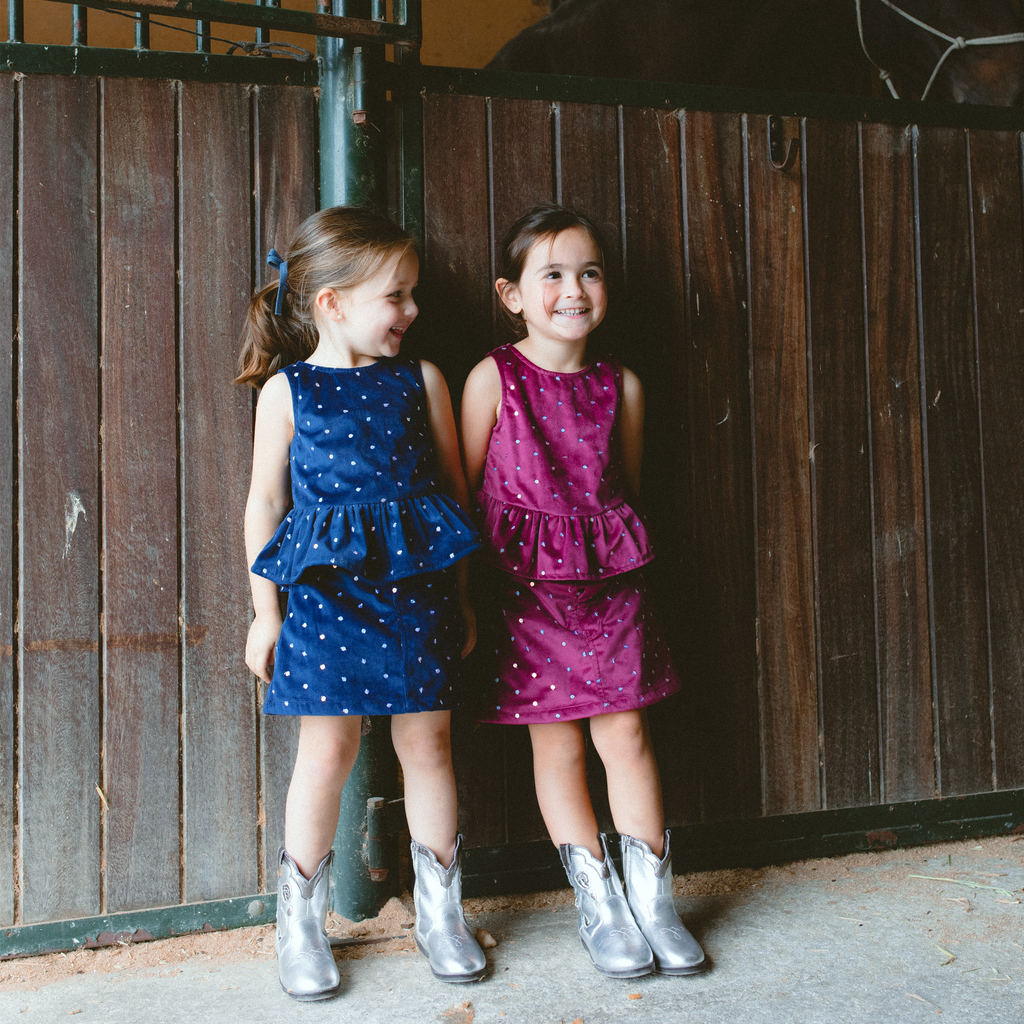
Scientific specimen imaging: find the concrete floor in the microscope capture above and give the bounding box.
[1,835,1021,1024]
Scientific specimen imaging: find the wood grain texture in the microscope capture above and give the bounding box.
[488,97,554,348]
[254,85,317,885]
[862,123,935,803]
[680,109,760,823]
[420,93,492,401]
[179,81,258,902]
[747,114,819,816]
[0,75,14,927]
[619,107,696,826]
[969,129,1024,791]
[19,75,101,923]
[803,119,879,809]
[421,92,514,848]
[556,101,623,273]
[916,126,992,797]
[100,78,180,913]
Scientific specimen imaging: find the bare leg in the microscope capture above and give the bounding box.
[284,715,362,879]
[528,720,602,859]
[590,709,665,856]
[391,710,458,867]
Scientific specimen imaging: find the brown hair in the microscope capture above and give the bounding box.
[236,206,415,388]
[496,202,608,337]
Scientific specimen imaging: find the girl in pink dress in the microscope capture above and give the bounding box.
[461,203,706,980]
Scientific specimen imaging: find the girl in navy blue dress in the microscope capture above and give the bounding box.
[238,208,485,1001]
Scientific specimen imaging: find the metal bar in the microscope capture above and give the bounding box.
[0,41,318,85]
[72,5,88,45]
[398,64,1024,132]
[392,0,420,64]
[7,0,23,43]
[0,893,277,960]
[194,18,210,53]
[38,0,419,47]
[2,786,1020,957]
[255,0,268,46]
[134,11,150,49]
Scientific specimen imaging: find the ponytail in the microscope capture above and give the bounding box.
[235,206,415,389]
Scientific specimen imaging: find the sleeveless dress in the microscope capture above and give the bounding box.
[474,344,679,724]
[251,359,479,716]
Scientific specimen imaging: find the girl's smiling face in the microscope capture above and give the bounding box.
[500,226,606,348]
[312,249,419,367]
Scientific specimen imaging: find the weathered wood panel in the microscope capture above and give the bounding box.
[680,109,760,823]
[421,92,510,847]
[179,82,258,902]
[254,85,318,886]
[100,77,180,914]
[0,74,15,927]
[19,75,101,923]
[747,114,819,816]
[556,101,622,273]
[916,126,992,797]
[970,129,1024,792]
[618,107,697,826]
[862,123,934,803]
[804,118,879,808]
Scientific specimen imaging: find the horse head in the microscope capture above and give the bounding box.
[858,0,1024,104]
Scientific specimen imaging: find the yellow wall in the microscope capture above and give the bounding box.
[12,0,548,68]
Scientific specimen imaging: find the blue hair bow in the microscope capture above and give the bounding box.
[266,248,289,315]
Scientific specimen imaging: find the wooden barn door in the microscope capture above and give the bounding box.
[415,89,1024,871]
[0,73,316,930]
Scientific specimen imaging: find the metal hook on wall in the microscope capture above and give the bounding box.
[768,115,799,171]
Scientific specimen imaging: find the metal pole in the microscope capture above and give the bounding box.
[318,0,399,921]
[318,0,388,211]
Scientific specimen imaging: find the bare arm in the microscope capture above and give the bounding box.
[619,365,645,501]
[459,355,502,492]
[421,359,477,657]
[243,372,294,683]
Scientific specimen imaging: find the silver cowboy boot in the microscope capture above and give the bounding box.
[620,830,706,975]
[275,848,341,1000]
[559,834,654,978]
[411,834,487,982]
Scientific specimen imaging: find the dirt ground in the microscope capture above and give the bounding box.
[2,835,1021,994]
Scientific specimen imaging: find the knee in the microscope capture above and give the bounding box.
[591,712,650,765]
[392,722,452,774]
[295,723,360,782]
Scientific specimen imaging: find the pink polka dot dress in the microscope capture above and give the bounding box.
[475,344,679,724]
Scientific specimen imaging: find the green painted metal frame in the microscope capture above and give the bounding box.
[3,787,1020,957]
[16,0,420,49]
[0,41,317,84]
[403,63,1024,131]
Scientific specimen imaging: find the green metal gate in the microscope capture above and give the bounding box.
[3,0,1024,960]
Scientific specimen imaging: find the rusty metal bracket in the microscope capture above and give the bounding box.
[768,115,799,171]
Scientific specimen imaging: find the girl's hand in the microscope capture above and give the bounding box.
[245,612,282,683]
[460,601,477,659]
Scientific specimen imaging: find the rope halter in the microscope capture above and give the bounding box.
[855,0,1024,100]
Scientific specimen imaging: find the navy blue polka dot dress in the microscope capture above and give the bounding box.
[251,359,479,715]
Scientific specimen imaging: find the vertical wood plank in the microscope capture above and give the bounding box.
[681,109,760,823]
[421,92,514,849]
[916,126,992,797]
[556,102,622,273]
[969,129,1024,791]
[180,81,258,901]
[254,85,317,887]
[862,123,934,803]
[0,75,15,926]
[803,119,879,809]
[19,75,101,923]
[101,78,180,912]
[489,97,554,349]
[747,114,819,816]
[620,107,698,827]
[420,93,493,396]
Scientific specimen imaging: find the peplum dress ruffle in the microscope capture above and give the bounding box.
[474,345,679,724]
[252,358,479,716]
